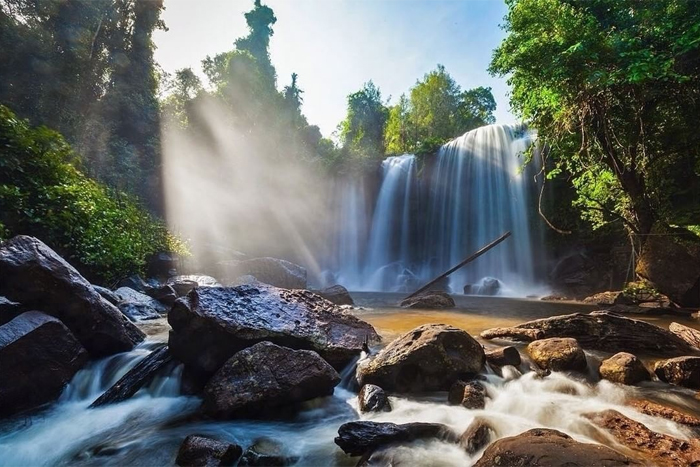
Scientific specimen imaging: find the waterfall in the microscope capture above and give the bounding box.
[328,124,545,295]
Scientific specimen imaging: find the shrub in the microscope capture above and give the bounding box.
[0,105,187,282]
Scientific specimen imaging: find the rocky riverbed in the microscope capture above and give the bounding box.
[1,235,700,466]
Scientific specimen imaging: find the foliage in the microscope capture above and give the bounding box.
[0,0,166,210]
[338,81,389,161]
[0,106,187,282]
[490,0,700,236]
[384,65,497,155]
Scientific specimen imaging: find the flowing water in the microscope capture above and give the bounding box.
[327,124,547,296]
[2,296,700,466]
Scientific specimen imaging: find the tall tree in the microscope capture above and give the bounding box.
[234,0,277,89]
[490,0,700,236]
[339,81,388,160]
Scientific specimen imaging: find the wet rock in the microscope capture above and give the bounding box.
[460,417,494,454]
[202,342,340,419]
[485,346,521,367]
[239,439,297,466]
[583,291,632,306]
[175,434,242,467]
[628,399,700,427]
[334,421,458,457]
[669,322,700,351]
[636,225,700,308]
[358,384,391,413]
[473,428,637,467]
[587,409,700,467]
[167,275,221,296]
[599,352,651,385]
[0,311,88,417]
[116,275,151,293]
[146,252,179,279]
[220,257,307,289]
[481,310,695,357]
[448,381,486,409]
[527,337,587,372]
[92,285,121,306]
[478,277,501,296]
[0,295,25,326]
[0,236,145,356]
[317,284,354,306]
[654,356,700,389]
[357,324,484,392]
[400,291,455,309]
[115,287,167,321]
[146,284,178,307]
[169,284,378,378]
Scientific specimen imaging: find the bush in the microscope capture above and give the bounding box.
[0,105,187,282]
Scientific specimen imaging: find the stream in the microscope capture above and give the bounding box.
[1,295,699,466]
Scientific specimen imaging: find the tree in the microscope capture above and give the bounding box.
[490,0,700,236]
[384,94,412,154]
[234,0,277,89]
[339,81,389,160]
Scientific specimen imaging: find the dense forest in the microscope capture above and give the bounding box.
[1,0,699,285]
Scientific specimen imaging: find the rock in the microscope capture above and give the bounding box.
[669,322,700,350]
[636,225,700,308]
[167,275,221,296]
[0,311,88,417]
[358,384,391,413]
[0,295,25,326]
[448,381,486,409]
[460,417,494,454]
[587,409,700,467]
[175,435,242,467]
[316,285,354,306]
[239,439,297,466]
[654,356,700,389]
[357,324,485,392]
[583,291,632,306]
[481,310,695,357]
[400,291,455,309]
[527,337,587,372]
[473,428,637,467]
[628,399,700,427]
[146,252,179,279]
[0,236,144,356]
[220,257,307,289]
[202,342,340,419]
[485,346,521,367]
[146,284,178,307]
[168,284,379,378]
[116,275,151,293]
[92,285,121,306]
[90,346,172,407]
[477,277,501,296]
[334,421,457,457]
[115,287,167,321]
[599,352,650,385]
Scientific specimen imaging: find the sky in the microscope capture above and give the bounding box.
[153,0,515,137]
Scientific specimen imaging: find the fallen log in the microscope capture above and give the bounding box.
[480,311,696,357]
[404,231,511,301]
[669,322,700,350]
[90,345,172,408]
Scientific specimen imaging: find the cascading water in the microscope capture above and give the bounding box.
[328,124,546,295]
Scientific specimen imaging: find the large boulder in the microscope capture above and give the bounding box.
[587,410,700,467]
[357,384,391,413]
[654,356,700,389]
[473,428,638,467]
[481,310,695,357]
[357,324,485,392]
[400,291,455,309]
[527,337,587,372]
[114,287,167,321]
[167,275,221,296]
[599,352,650,385]
[448,380,486,409]
[485,346,521,368]
[0,311,88,417]
[0,236,144,356]
[175,435,242,467]
[334,421,457,457]
[636,225,700,307]
[669,322,700,351]
[238,439,298,466]
[92,285,121,306]
[168,284,379,378]
[202,342,340,419]
[0,295,25,326]
[220,257,307,289]
[316,285,353,306]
